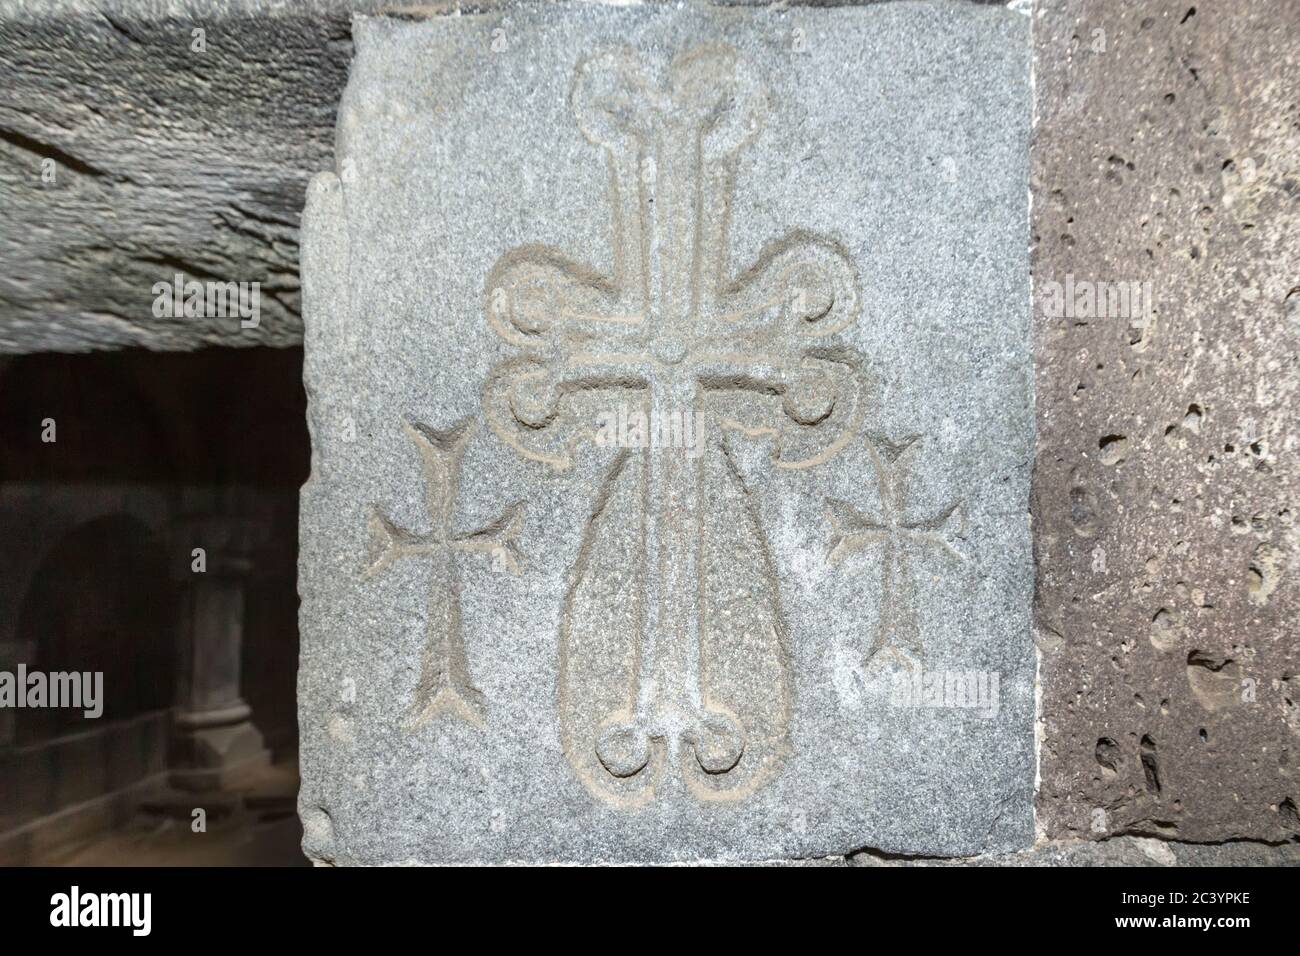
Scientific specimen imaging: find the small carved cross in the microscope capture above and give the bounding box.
[366,417,524,728]
[826,436,965,666]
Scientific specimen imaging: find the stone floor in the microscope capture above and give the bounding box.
[48,814,306,867]
[37,758,307,867]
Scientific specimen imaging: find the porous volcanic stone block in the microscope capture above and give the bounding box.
[1033,0,1300,842]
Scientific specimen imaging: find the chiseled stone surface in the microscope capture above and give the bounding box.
[298,1,1032,863]
[1033,0,1300,842]
[0,0,375,352]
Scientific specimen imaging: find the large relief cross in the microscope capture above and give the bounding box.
[483,45,867,805]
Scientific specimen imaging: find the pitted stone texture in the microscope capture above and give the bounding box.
[1033,0,1300,842]
[298,2,1032,863]
[850,837,1300,867]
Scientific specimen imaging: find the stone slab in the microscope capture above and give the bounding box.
[297,0,1032,863]
[1032,0,1300,843]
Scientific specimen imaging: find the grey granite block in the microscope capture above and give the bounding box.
[298,0,1032,864]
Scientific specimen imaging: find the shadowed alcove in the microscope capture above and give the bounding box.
[0,347,308,864]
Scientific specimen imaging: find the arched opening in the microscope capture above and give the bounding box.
[15,515,175,744]
[0,348,308,863]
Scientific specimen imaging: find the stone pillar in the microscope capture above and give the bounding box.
[169,515,269,791]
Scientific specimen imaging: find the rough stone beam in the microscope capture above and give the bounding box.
[0,0,378,352]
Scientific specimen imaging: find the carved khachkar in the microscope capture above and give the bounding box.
[481,45,865,805]
[299,6,1034,862]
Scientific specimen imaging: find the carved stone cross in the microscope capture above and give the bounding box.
[297,5,1038,862]
[826,436,965,665]
[366,417,524,729]
[483,45,865,804]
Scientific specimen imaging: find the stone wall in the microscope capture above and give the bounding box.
[0,0,1295,860]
